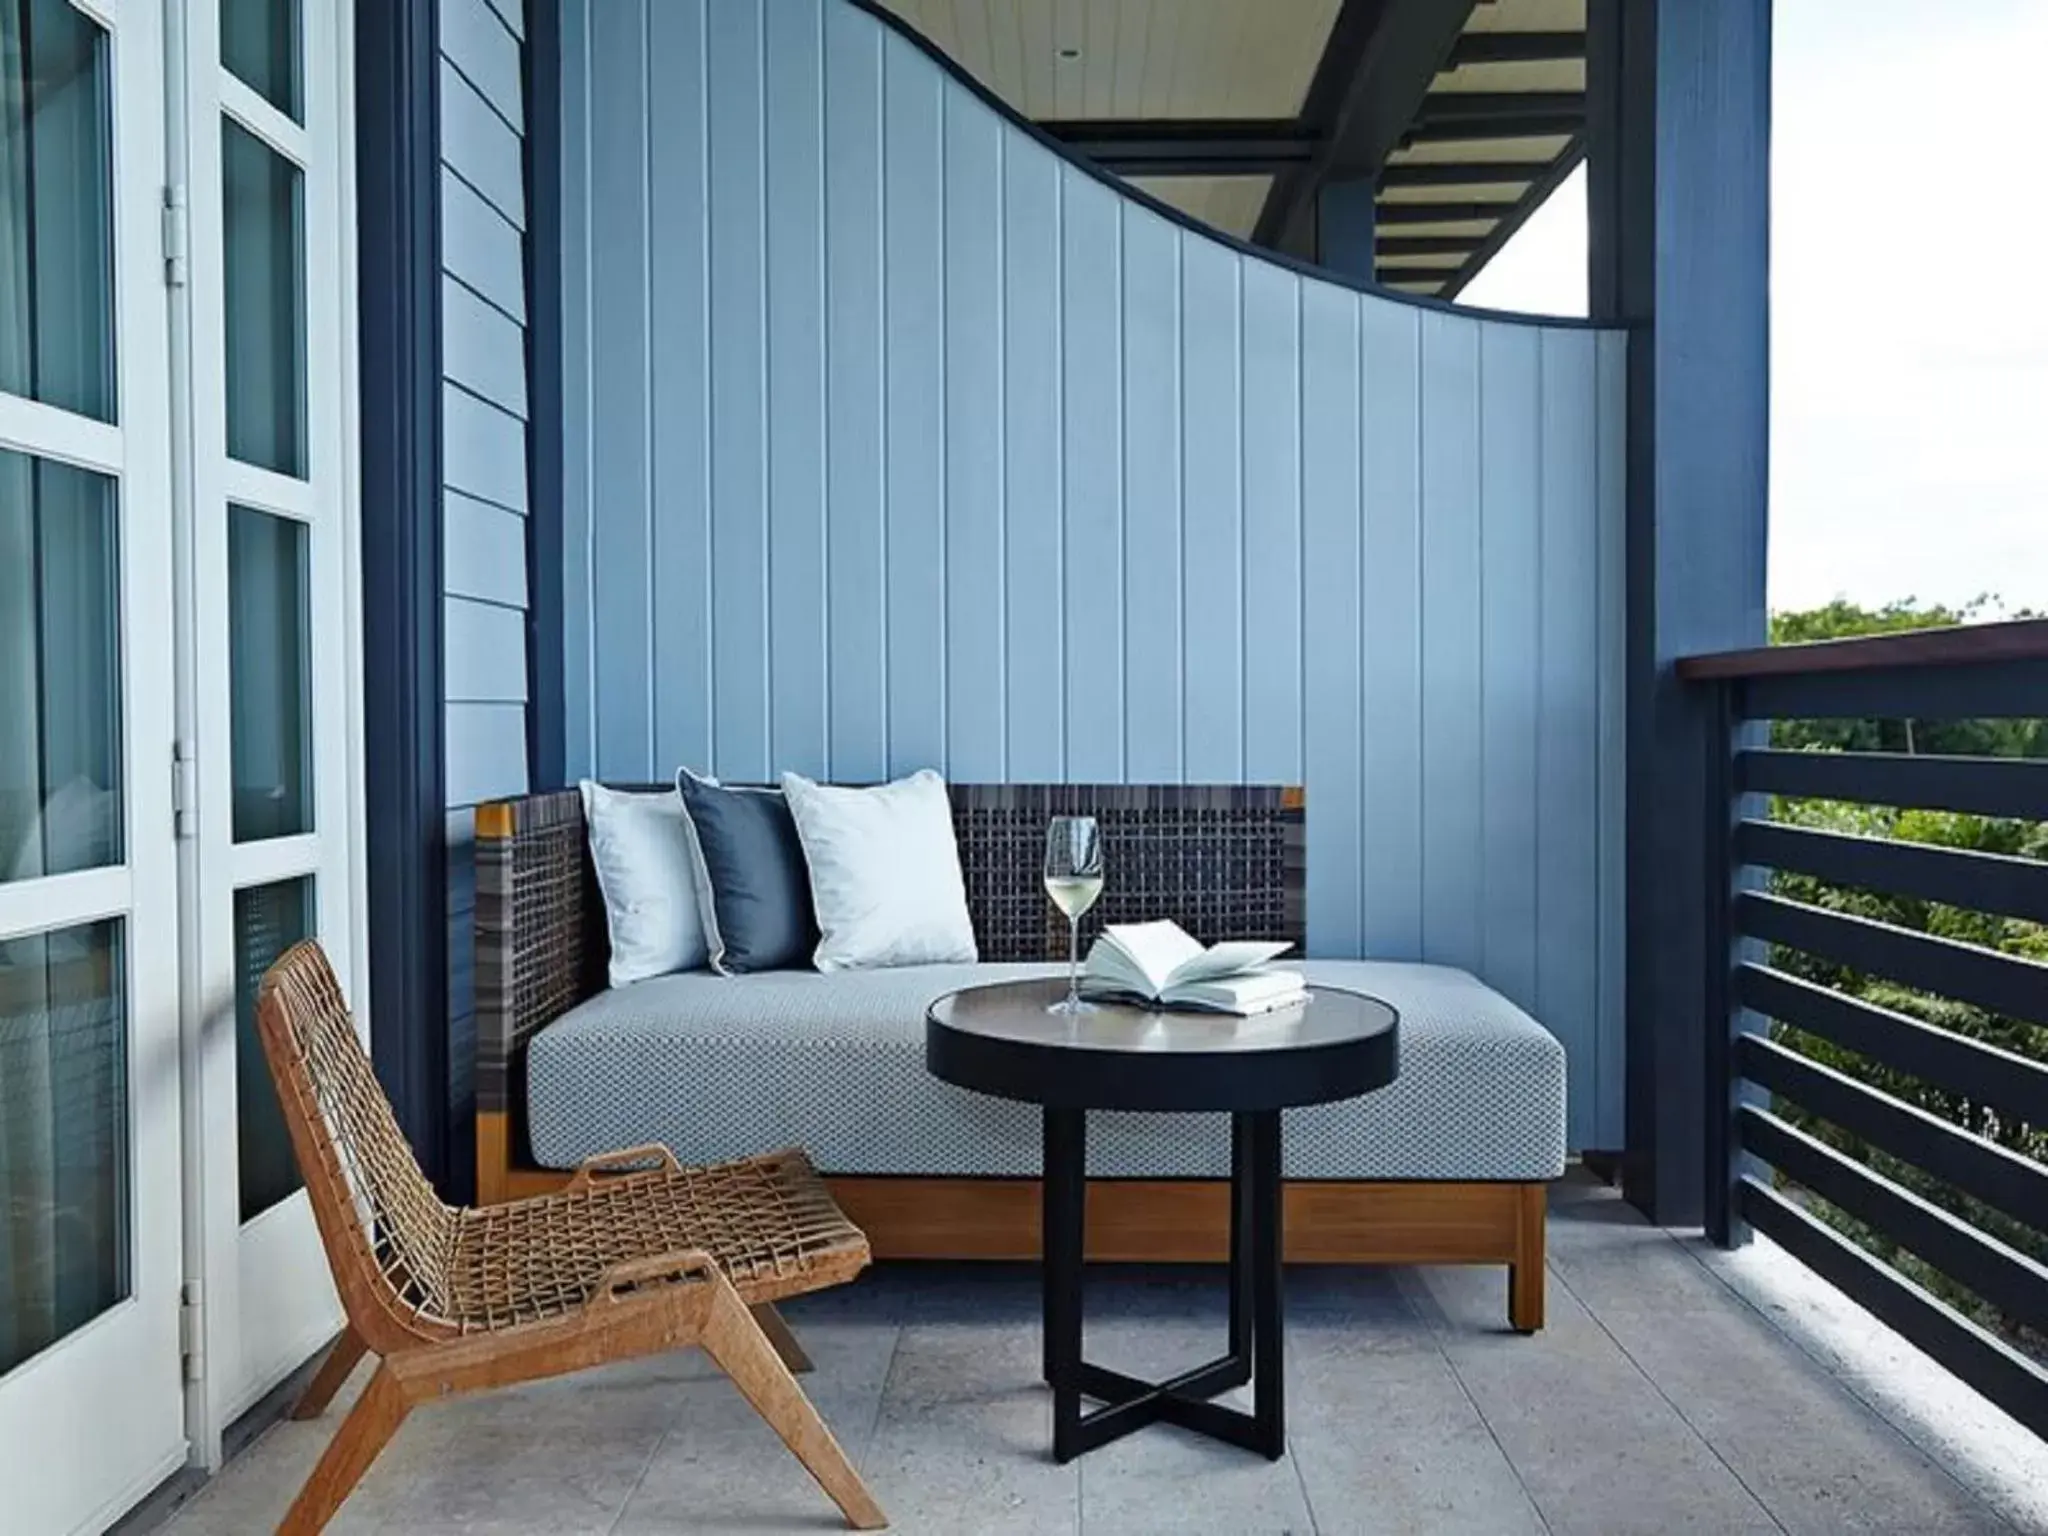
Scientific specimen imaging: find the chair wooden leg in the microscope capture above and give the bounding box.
[278,1360,410,1536]
[750,1302,814,1374]
[701,1285,886,1530]
[291,1325,369,1420]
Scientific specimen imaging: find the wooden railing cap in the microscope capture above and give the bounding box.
[1676,617,2048,682]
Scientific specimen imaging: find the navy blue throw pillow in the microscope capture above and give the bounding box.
[675,770,820,973]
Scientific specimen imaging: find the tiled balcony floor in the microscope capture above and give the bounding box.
[155,1174,2046,1535]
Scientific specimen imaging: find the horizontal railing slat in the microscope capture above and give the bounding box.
[1735,819,2048,924]
[1737,749,2048,821]
[1736,1033,2048,1234]
[1737,891,2048,1029]
[1738,1177,2048,1439]
[1737,963,2048,1129]
[1737,657,2048,723]
[1738,1106,2048,1332]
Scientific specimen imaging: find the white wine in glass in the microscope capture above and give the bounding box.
[1043,873,1104,921]
[1044,816,1105,1015]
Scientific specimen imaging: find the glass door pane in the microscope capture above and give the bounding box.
[220,0,301,122]
[0,0,116,421]
[0,448,122,881]
[0,449,136,1398]
[0,919,126,1377]
[233,879,308,1221]
[220,118,305,475]
[227,505,312,841]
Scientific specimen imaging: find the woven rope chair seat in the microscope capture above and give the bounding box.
[254,941,871,1341]
[447,1148,869,1329]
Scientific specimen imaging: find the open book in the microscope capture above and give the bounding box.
[1079,920,1306,1015]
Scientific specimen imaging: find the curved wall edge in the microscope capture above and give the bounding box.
[840,0,1606,330]
[558,0,1628,1148]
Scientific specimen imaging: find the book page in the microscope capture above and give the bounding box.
[1100,920,1204,994]
[1164,939,1293,988]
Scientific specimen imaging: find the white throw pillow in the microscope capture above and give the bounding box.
[780,768,978,972]
[579,780,710,987]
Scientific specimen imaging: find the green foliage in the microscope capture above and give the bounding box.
[1769,596,1985,645]
[1759,597,2046,1357]
[1768,597,2048,759]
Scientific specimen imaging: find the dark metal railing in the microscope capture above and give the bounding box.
[1679,619,2048,1437]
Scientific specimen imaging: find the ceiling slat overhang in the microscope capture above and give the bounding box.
[871,0,1587,289]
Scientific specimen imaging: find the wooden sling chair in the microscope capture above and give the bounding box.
[254,941,886,1533]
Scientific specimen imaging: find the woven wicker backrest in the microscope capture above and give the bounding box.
[475,782,1304,1167]
[949,784,1306,958]
[256,941,461,1342]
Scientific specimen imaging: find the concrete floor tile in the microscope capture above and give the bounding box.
[613,1313,900,1535]
[1694,1233,2047,1535]
[901,1262,1046,1327]
[1283,1265,1437,1338]
[162,1362,452,1535]
[361,1420,663,1534]
[1547,1186,2008,1536]
[1061,1289,1309,1535]
[862,1313,1079,1535]
[862,1413,1079,1536]
[785,1265,927,1329]
[157,1424,411,1536]
[1078,1275,1237,1386]
[1078,1427,1313,1536]
[1407,1262,1781,1536]
[612,1399,878,1536]
[1289,1339,1546,1536]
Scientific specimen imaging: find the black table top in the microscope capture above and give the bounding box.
[925,977,1399,1113]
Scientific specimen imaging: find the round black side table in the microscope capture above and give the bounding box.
[925,978,1399,1463]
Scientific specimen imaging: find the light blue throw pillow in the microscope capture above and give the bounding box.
[780,769,978,971]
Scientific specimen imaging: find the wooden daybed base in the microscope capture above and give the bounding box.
[479,1113,1546,1332]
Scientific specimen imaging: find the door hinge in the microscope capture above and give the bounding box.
[162,185,188,288]
[173,740,197,840]
[180,1281,205,1384]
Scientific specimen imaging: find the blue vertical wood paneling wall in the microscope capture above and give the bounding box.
[440,0,531,1109]
[557,0,1629,1147]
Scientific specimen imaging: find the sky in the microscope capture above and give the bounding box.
[1460,0,2048,620]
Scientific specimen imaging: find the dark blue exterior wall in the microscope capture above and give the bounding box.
[1588,0,1772,1223]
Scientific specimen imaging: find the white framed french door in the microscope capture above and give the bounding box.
[0,0,188,1531]
[172,0,363,1462]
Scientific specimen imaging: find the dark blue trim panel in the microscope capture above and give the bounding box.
[1591,0,1773,1226]
[356,0,451,1189]
[525,0,564,795]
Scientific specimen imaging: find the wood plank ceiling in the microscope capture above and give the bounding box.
[874,0,1586,292]
[875,0,1340,237]
[1376,0,1585,297]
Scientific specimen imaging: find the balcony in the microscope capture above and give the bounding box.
[152,1172,2046,1532]
[9,0,2048,1531]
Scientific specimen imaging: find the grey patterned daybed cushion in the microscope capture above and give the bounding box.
[526,960,1566,1181]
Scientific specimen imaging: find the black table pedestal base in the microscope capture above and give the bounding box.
[1041,1107,1285,1463]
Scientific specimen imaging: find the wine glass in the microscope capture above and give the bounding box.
[1043,816,1105,1015]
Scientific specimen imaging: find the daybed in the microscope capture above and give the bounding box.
[474,784,1567,1330]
